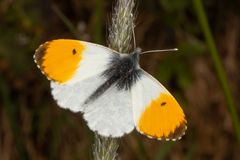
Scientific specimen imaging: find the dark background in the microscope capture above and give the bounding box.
[1,0,240,159]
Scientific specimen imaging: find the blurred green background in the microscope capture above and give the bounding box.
[1,0,240,159]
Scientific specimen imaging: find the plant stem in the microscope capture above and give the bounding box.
[93,0,104,43]
[193,0,240,141]
[93,0,135,159]
[93,134,119,160]
[108,0,135,53]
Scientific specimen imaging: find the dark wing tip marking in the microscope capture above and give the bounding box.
[166,121,187,140]
[137,121,187,141]
[34,41,50,67]
[34,41,59,82]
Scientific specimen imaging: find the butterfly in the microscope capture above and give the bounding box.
[34,39,187,140]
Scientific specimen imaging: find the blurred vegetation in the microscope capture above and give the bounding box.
[1,0,240,160]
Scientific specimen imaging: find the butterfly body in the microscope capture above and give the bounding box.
[84,50,142,105]
[34,39,187,140]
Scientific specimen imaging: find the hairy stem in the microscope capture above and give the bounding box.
[108,0,135,53]
[93,0,135,160]
[93,134,119,160]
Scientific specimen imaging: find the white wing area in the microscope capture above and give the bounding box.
[83,86,134,137]
[67,41,115,84]
[131,71,169,124]
[51,74,107,112]
[51,74,134,137]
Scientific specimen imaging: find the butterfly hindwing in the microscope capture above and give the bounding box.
[50,73,107,112]
[51,72,134,137]
[83,84,134,137]
[131,70,187,140]
[34,39,114,84]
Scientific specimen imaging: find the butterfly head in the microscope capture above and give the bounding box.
[130,47,141,64]
[133,47,142,54]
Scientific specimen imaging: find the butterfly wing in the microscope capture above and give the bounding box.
[34,39,114,84]
[34,39,117,112]
[52,77,134,137]
[83,84,134,137]
[50,73,107,112]
[131,70,187,140]
[34,39,134,137]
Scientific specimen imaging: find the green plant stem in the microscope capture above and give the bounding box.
[193,0,240,141]
[93,0,104,43]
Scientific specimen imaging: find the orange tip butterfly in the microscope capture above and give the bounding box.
[34,39,187,140]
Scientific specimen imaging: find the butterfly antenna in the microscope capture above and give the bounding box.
[140,48,178,54]
[132,24,136,49]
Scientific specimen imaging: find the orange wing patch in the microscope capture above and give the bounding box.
[34,39,85,84]
[138,93,187,140]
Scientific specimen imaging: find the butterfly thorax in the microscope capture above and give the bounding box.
[84,50,142,105]
[103,50,142,89]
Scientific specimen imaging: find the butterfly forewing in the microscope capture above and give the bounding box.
[131,70,187,140]
[34,39,114,84]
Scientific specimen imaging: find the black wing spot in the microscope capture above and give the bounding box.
[161,102,166,106]
[72,48,77,55]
